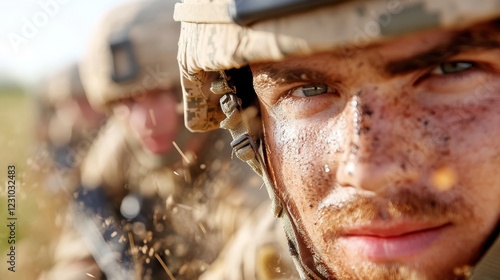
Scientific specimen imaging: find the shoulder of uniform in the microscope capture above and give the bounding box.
[80,117,130,189]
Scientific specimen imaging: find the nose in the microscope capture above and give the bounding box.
[144,107,157,128]
[336,90,419,193]
[336,154,406,193]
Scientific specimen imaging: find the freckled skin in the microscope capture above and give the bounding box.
[251,24,500,279]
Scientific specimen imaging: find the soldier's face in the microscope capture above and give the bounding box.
[251,21,500,279]
[116,90,180,154]
[74,96,105,130]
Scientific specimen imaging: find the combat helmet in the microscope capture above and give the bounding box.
[174,0,500,279]
[80,0,195,168]
[80,0,181,110]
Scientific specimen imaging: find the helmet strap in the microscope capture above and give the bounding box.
[471,224,500,279]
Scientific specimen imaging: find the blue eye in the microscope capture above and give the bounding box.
[432,61,474,75]
[291,83,330,97]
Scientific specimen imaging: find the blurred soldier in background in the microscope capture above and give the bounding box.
[44,0,270,279]
[32,62,105,193]
[31,63,106,279]
[174,0,500,279]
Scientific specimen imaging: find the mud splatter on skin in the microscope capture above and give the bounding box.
[252,21,500,280]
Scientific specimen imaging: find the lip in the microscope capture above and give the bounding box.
[144,133,171,139]
[142,132,175,142]
[338,221,450,262]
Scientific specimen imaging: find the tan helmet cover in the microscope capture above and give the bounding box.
[81,0,180,110]
[175,0,500,132]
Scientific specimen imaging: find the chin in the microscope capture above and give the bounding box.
[327,260,466,280]
[149,147,170,155]
[144,141,172,155]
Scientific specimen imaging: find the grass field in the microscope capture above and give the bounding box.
[0,90,66,279]
[0,91,32,252]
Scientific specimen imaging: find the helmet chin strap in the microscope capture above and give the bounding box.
[212,72,329,279]
[212,71,500,279]
[470,224,500,279]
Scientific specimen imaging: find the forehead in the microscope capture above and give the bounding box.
[251,20,500,75]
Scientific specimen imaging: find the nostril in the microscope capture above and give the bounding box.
[336,160,406,193]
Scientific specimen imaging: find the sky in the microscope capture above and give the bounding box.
[0,0,130,87]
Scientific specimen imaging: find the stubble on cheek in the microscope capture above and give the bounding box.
[264,108,482,279]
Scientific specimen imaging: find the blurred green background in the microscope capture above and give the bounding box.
[0,87,64,279]
[0,2,172,279]
[0,3,128,278]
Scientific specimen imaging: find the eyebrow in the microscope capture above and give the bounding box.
[254,23,500,83]
[386,29,500,75]
[253,66,328,86]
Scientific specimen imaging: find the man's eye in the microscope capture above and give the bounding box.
[431,61,474,75]
[290,83,330,97]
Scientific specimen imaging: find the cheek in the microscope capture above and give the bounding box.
[128,108,144,134]
[156,105,178,127]
[441,100,500,218]
[154,97,179,128]
[265,108,343,217]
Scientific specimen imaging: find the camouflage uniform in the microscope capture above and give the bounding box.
[173,0,500,279]
[76,116,265,279]
[46,1,268,279]
[200,201,298,280]
[34,64,106,279]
